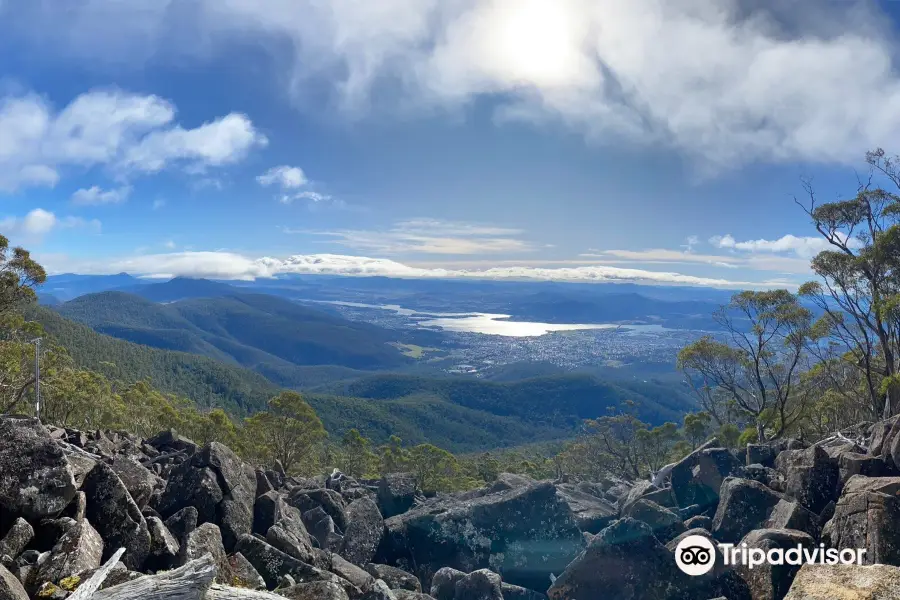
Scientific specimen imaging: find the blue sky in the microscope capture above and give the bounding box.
[1,0,899,288]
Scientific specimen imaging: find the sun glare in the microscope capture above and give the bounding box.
[492,0,584,87]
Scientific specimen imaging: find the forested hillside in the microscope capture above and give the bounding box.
[319,372,696,428]
[25,304,279,415]
[22,306,576,451]
[55,290,409,376]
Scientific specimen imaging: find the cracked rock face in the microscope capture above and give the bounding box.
[158,442,256,552]
[35,519,104,586]
[822,475,900,566]
[81,461,151,571]
[378,481,584,592]
[0,417,76,520]
[784,563,900,599]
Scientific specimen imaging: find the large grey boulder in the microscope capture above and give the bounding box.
[157,460,222,524]
[267,521,316,564]
[734,528,814,600]
[838,452,894,487]
[821,475,900,566]
[453,569,503,600]
[146,516,179,570]
[184,522,231,583]
[547,518,684,600]
[363,579,399,600]
[227,552,266,590]
[194,442,257,550]
[868,416,900,458]
[776,445,839,514]
[765,499,820,540]
[554,483,617,534]
[34,519,103,587]
[280,581,351,600]
[378,482,583,592]
[623,498,686,543]
[617,480,677,515]
[0,564,28,600]
[234,534,355,593]
[712,478,784,543]
[784,563,900,599]
[0,416,76,520]
[163,506,198,553]
[366,563,421,592]
[377,474,419,519]
[0,518,34,560]
[671,439,741,511]
[158,442,256,551]
[110,455,163,510]
[328,553,375,594]
[81,461,151,570]
[341,498,384,566]
[430,567,466,600]
[291,488,348,533]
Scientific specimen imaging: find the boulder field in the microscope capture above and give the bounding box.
[2,416,900,599]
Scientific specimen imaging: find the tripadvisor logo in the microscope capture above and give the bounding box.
[674,534,867,576]
[675,535,717,576]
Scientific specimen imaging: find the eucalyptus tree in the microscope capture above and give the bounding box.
[678,290,812,442]
[798,149,900,417]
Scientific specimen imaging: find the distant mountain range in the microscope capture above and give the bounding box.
[39,273,738,329]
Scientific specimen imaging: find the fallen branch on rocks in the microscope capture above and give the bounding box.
[206,584,287,599]
[90,554,216,600]
[141,450,188,466]
[650,462,675,487]
[68,548,127,600]
[58,442,103,461]
[814,431,867,449]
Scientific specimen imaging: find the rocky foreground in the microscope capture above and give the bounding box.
[4,417,900,600]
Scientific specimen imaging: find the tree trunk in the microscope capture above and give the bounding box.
[756,420,766,444]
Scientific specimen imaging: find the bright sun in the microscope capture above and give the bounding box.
[491,0,583,87]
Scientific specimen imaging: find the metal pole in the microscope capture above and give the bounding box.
[33,338,41,421]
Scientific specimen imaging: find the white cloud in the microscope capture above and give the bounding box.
[71,185,132,205]
[285,190,330,204]
[590,244,814,275]
[257,165,307,190]
[12,0,900,170]
[709,233,862,259]
[40,250,784,288]
[152,198,166,210]
[119,113,267,174]
[307,219,531,255]
[22,209,56,235]
[0,89,266,192]
[0,208,101,239]
[592,248,742,266]
[163,239,176,249]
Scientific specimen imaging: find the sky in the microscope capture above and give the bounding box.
[1,0,900,289]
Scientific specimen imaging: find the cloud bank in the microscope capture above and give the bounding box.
[8,0,900,170]
[41,250,789,289]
